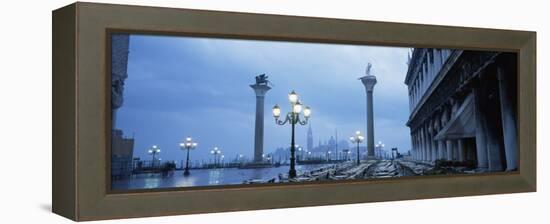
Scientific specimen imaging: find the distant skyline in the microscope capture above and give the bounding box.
[115,34,412,162]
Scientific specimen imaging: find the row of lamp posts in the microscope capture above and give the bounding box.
[146,90,368,180]
[210,147,223,168]
[147,129,366,178]
[147,137,227,177]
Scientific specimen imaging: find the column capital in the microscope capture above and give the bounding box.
[360,75,377,92]
[250,84,271,97]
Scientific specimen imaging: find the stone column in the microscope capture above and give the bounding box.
[424,125,431,161]
[457,139,466,162]
[250,84,271,163]
[427,122,434,162]
[437,114,447,160]
[419,127,425,161]
[417,133,422,160]
[418,128,423,161]
[445,140,453,161]
[412,85,416,106]
[484,116,504,171]
[409,91,414,113]
[360,65,377,159]
[438,140,446,160]
[452,140,460,161]
[414,85,418,106]
[434,49,441,72]
[497,67,518,171]
[413,133,417,160]
[422,63,428,91]
[473,89,489,169]
[415,134,419,160]
[411,132,416,160]
[431,120,439,161]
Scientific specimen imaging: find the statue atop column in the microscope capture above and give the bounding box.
[365,63,372,76]
[254,74,273,86]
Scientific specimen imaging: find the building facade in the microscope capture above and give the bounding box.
[111,34,135,179]
[405,48,518,171]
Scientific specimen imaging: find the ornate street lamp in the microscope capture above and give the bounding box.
[349,131,364,165]
[148,145,161,167]
[272,90,311,179]
[179,137,197,176]
[210,147,222,168]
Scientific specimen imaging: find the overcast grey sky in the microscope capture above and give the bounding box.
[115,34,412,162]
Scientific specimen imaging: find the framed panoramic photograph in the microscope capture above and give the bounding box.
[53,2,536,221]
[109,33,519,190]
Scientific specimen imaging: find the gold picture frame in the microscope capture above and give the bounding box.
[52,2,536,221]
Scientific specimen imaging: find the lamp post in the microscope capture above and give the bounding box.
[350,131,364,165]
[148,145,161,167]
[375,141,385,159]
[180,137,197,176]
[238,154,244,164]
[272,90,311,179]
[210,147,221,168]
[297,145,302,162]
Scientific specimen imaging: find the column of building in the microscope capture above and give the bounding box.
[427,121,435,161]
[441,107,453,161]
[417,131,422,160]
[424,124,432,161]
[411,132,418,160]
[418,132,422,161]
[473,88,489,170]
[433,119,441,160]
[450,100,460,161]
[437,113,447,160]
[421,127,426,161]
[497,67,518,171]
[433,114,443,160]
[427,50,434,85]
[411,131,418,160]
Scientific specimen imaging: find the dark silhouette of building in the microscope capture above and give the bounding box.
[111,34,135,179]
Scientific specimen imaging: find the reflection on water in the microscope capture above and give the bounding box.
[112,164,327,190]
[208,169,223,185]
[174,175,197,187]
[144,176,161,189]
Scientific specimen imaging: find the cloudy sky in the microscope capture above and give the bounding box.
[115,34,412,162]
